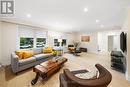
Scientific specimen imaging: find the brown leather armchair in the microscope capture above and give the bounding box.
[59,64,112,87]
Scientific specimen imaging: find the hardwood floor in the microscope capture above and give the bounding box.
[0,53,130,87]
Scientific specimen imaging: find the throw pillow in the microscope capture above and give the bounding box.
[43,47,53,53]
[22,50,34,59]
[75,70,99,79]
[16,50,25,59]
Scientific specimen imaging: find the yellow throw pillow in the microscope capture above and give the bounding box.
[16,50,25,59]
[43,47,53,53]
[22,50,34,59]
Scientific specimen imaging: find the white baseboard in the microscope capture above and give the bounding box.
[125,71,130,81]
[126,76,130,81]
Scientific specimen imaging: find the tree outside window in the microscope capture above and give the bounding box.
[20,37,34,49]
[36,38,46,48]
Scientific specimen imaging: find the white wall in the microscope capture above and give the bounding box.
[1,22,18,65]
[77,32,98,53]
[98,30,121,53]
[47,31,62,46]
[47,31,74,46]
[126,9,130,81]
[0,21,2,64]
[66,33,75,45]
[98,32,108,53]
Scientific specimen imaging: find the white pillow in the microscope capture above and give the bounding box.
[75,70,99,79]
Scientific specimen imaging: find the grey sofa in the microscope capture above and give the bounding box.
[11,48,54,73]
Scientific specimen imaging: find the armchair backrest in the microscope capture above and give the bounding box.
[64,64,112,87]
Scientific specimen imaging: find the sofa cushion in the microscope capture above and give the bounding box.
[19,57,36,66]
[75,70,98,79]
[34,54,52,60]
[22,50,34,59]
[33,48,43,55]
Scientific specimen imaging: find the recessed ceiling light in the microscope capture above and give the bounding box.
[100,24,104,28]
[27,14,31,18]
[84,8,88,12]
[96,20,99,23]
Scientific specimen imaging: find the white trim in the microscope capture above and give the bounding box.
[126,76,130,81]
[126,71,130,81]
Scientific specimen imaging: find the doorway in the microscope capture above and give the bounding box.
[108,35,120,52]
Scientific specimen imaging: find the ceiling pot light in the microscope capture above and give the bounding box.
[27,14,31,18]
[96,20,99,23]
[84,8,88,12]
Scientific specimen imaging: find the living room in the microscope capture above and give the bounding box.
[0,0,130,87]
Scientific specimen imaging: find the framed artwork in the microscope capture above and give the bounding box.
[81,36,90,42]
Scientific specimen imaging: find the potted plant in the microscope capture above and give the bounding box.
[73,41,80,50]
[52,50,58,57]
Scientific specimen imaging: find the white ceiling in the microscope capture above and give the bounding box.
[2,0,130,32]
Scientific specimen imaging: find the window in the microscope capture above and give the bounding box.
[36,38,46,47]
[54,39,60,46]
[20,37,34,49]
[54,39,67,47]
[19,25,47,49]
[62,39,67,46]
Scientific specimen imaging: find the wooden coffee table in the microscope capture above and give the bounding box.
[31,57,67,85]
